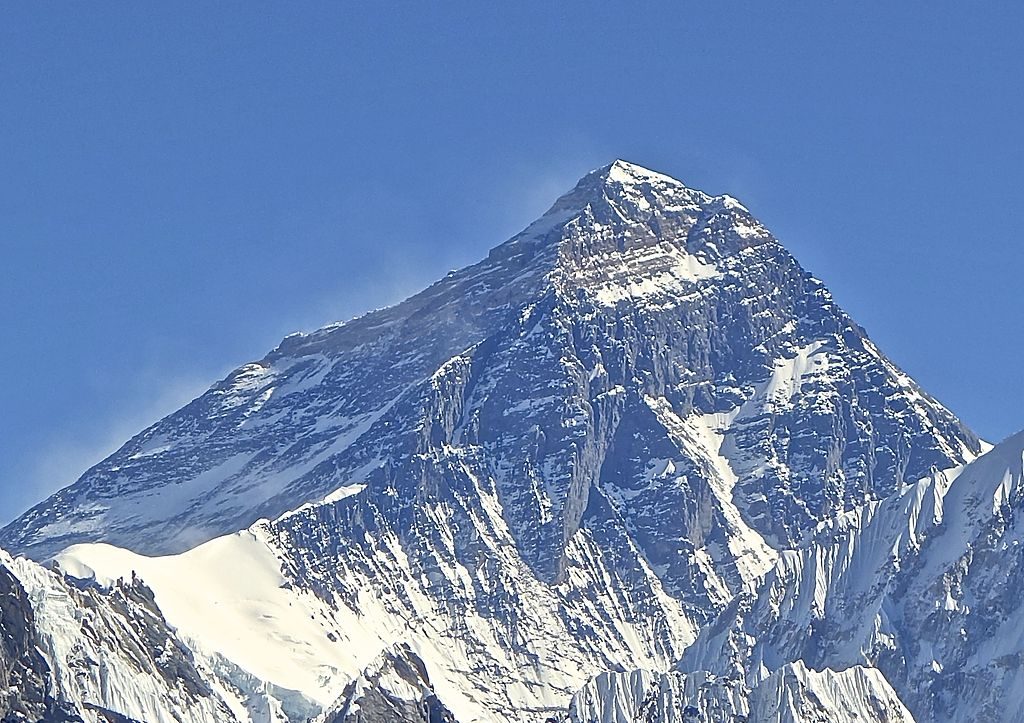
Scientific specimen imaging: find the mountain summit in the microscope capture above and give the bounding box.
[0,161,986,721]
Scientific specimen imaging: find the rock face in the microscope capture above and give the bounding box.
[0,161,998,722]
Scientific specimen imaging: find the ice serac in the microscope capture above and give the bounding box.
[567,661,915,723]
[676,430,1024,723]
[0,550,240,722]
[3,161,986,721]
[0,560,79,722]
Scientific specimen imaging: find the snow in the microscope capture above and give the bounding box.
[761,341,828,406]
[588,243,722,307]
[569,661,916,723]
[604,159,687,189]
[678,431,1024,722]
[645,397,777,586]
[57,528,370,708]
[54,486,699,723]
[863,338,990,461]
[321,482,368,505]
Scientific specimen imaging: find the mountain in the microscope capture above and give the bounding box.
[0,160,993,721]
[2,161,979,564]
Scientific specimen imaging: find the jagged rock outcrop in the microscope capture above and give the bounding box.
[320,644,456,723]
[3,161,979,568]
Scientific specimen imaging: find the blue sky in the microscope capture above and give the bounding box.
[2,3,1022,521]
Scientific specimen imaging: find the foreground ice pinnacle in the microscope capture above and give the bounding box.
[0,160,995,722]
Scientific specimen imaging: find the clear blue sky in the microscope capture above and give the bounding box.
[2,3,1022,522]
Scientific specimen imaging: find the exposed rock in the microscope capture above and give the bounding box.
[321,644,456,723]
[2,551,238,722]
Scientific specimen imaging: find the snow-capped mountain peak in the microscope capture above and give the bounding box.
[0,161,991,722]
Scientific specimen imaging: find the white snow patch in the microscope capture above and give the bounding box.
[56,528,371,708]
